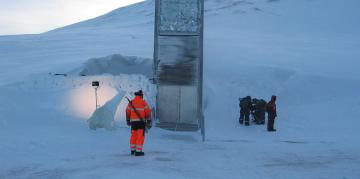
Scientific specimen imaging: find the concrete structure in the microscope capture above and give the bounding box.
[153,0,204,132]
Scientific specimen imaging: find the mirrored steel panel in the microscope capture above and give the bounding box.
[154,0,204,131]
[159,0,200,34]
[157,36,200,85]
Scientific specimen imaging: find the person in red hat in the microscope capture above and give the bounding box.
[126,90,152,156]
[267,95,277,132]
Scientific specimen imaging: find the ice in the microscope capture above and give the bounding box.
[88,90,125,131]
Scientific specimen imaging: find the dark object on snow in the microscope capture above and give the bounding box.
[267,95,277,131]
[54,73,67,77]
[92,81,99,87]
[134,90,144,97]
[252,98,267,125]
[239,96,252,126]
[135,151,145,156]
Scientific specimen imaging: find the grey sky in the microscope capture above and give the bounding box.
[0,0,144,35]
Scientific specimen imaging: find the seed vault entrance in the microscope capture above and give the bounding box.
[153,0,204,132]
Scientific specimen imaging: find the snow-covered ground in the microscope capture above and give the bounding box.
[1,0,360,178]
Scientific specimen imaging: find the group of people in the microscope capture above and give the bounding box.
[125,91,278,157]
[239,95,277,132]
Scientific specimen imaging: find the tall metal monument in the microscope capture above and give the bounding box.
[154,0,204,131]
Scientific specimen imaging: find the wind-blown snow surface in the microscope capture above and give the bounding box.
[1,0,360,178]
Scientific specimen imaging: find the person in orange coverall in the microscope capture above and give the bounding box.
[126,90,152,156]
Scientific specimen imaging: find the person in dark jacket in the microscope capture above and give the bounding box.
[252,98,267,125]
[267,95,277,132]
[239,96,252,126]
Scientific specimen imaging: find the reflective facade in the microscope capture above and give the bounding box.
[159,0,200,34]
[154,0,204,131]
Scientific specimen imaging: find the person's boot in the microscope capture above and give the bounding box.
[135,151,145,156]
[131,150,135,155]
[239,119,244,125]
[244,115,250,126]
[268,129,276,132]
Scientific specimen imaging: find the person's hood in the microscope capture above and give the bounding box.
[271,95,277,102]
[134,90,143,96]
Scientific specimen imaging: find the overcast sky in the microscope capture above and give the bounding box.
[0,0,144,35]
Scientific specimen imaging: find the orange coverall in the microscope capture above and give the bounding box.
[126,96,151,152]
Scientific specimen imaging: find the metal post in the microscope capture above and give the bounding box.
[95,87,98,109]
[199,0,205,142]
[92,81,100,110]
[201,114,205,141]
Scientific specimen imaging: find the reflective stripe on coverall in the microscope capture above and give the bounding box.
[126,96,151,152]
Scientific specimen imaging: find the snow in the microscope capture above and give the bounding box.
[88,90,125,131]
[73,54,153,77]
[0,0,360,178]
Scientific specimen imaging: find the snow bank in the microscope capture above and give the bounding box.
[16,73,156,121]
[88,90,125,130]
[72,54,153,77]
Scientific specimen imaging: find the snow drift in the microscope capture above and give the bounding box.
[73,54,153,77]
[88,90,125,131]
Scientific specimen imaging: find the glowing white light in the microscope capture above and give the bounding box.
[67,84,117,119]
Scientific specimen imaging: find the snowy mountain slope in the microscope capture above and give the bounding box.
[0,0,360,178]
[1,0,359,84]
